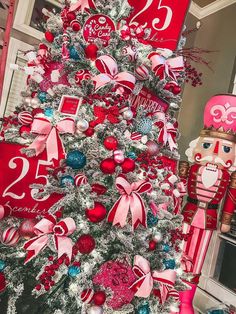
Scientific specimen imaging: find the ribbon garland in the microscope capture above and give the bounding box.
[23,215,76,264]
[107,175,152,230]
[129,255,178,303]
[120,25,145,41]
[69,0,96,13]
[28,117,75,162]
[92,55,136,93]
[90,105,120,127]
[148,52,184,81]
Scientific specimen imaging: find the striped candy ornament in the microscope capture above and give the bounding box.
[135,64,149,81]
[113,150,125,164]
[18,111,33,125]
[1,227,20,246]
[75,173,88,186]
[131,132,142,141]
[81,288,94,303]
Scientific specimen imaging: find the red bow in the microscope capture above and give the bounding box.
[120,24,145,41]
[91,105,120,127]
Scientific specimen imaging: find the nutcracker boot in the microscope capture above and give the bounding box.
[179,280,197,314]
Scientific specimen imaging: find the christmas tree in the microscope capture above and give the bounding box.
[0,1,191,313]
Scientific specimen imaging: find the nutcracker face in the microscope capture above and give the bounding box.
[193,136,235,169]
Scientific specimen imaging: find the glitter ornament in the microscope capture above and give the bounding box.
[19,219,38,239]
[103,136,118,151]
[75,70,91,85]
[113,150,124,164]
[163,244,170,253]
[44,107,54,117]
[135,64,149,81]
[127,152,136,160]
[75,173,88,186]
[0,260,6,272]
[60,175,75,187]
[0,273,6,293]
[147,211,158,227]
[164,259,176,269]
[68,265,81,277]
[85,44,98,60]
[1,227,20,246]
[137,303,150,314]
[122,45,138,62]
[93,291,106,306]
[86,202,107,223]
[76,234,96,254]
[45,31,54,43]
[66,150,86,169]
[87,306,103,314]
[123,109,133,120]
[100,158,116,174]
[81,288,94,303]
[121,158,135,174]
[18,111,33,125]
[136,118,152,135]
[69,46,80,60]
[38,91,47,103]
[146,140,159,156]
[77,119,89,132]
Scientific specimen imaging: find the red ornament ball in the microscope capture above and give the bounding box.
[18,111,33,125]
[149,240,157,251]
[173,85,181,95]
[86,202,107,223]
[84,127,95,137]
[45,31,54,43]
[85,44,98,60]
[93,291,106,306]
[32,108,44,116]
[19,125,31,136]
[19,219,38,239]
[100,158,116,174]
[103,136,118,150]
[146,140,159,156]
[76,234,96,254]
[121,158,135,174]
[71,19,81,31]
[0,273,6,293]
[91,183,107,195]
[67,11,76,22]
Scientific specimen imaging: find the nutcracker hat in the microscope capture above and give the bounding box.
[200,94,236,143]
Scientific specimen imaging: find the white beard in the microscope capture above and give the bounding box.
[201,163,219,188]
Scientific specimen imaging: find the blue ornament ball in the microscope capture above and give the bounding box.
[127,152,137,160]
[164,259,176,269]
[162,244,171,253]
[69,46,80,60]
[68,265,81,277]
[136,118,152,135]
[44,107,54,117]
[147,211,158,227]
[137,304,150,314]
[0,260,6,272]
[66,150,86,169]
[38,91,47,103]
[60,175,75,187]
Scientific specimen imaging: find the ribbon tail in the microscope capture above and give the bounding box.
[93,74,112,90]
[46,127,59,161]
[55,236,73,261]
[24,235,49,264]
[28,135,48,156]
[130,193,147,230]
[107,196,130,228]
[130,274,153,298]
[167,134,177,151]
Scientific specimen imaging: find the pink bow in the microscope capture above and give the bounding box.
[23,215,76,264]
[28,117,75,161]
[93,55,136,93]
[148,53,184,81]
[120,24,145,41]
[69,0,95,13]
[129,255,177,303]
[107,175,152,230]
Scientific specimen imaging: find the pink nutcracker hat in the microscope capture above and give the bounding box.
[200,94,236,143]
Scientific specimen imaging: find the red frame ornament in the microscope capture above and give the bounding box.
[58,95,82,116]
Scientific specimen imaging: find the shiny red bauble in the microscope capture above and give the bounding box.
[149,240,157,251]
[19,218,38,239]
[0,273,6,293]
[121,158,135,173]
[66,11,76,22]
[172,85,182,95]
[91,183,107,195]
[84,127,95,137]
[71,19,81,32]
[93,291,106,306]
[100,158,116,174]
[76,234,96,254]
[86,202,107,223]
[85,44,98,60]
[103,136,118,150]
[45,31,54,43]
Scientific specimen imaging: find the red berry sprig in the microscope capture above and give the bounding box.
[185,62,203,87]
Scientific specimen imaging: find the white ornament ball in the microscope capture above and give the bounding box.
[77,119,89,132]
[18,111,33,125]
[24,97,32,105]
[113,150,125,164]
[135,64,149,81]
[123,110,133,120]
[153,232,162,242]
[31,97,41,108]
[1,227,20,246]
[87,306,103,314]
[122,45,138,62]
[170,303,179,313]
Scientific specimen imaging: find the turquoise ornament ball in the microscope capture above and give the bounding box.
[136,118,152,135]
[164,259,176,269]
[60,175,75,187]
[163,244,171,253]
[147,211,158,227]
[38,91,47,103]
[0,260,6,272]
[69,46,80,60]
[68,265,81,277]
[127,152,137,160]
[44,107,54,117]
[137,304,150,314]
[66,150,87,169]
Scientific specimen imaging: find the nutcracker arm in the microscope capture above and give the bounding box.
[220,171,236,232]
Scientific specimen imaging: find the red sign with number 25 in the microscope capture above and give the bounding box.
[127,0,190,50]
[0,142,61,219]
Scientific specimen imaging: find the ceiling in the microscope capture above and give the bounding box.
[194,0,217,8]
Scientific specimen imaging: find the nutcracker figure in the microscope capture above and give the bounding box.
[178,94,236,314]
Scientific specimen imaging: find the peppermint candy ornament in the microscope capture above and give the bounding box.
[81,288,94,303]
[1,227,20,246]
[18,111,33,125]
[131,132,142,141]
[122,45,138,62]
[135,64,149,81]
[75,173,88,186]
[75,69,91,85]
[70,19,81,32]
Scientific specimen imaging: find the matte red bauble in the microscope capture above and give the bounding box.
[173,85,181,95]
[85,44,98,60]
[86,202,107,223]
[100,158,116,174]
[92,183,107,195]
[45,31,54,43]
[66,11,76,22]
[0,273,6,293]
[103,136,118,150]
[149,240,157,251]
[71,20,81,31]
[93,291,106,306]
[146,140,159,156]
[121,158,135,173]
[84,127,95,137]
[76,234,96,254]
[19,219,38,239]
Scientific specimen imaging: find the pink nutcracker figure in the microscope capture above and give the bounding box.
[178,94,236,313]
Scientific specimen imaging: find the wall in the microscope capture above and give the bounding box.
[178,4,236,159]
